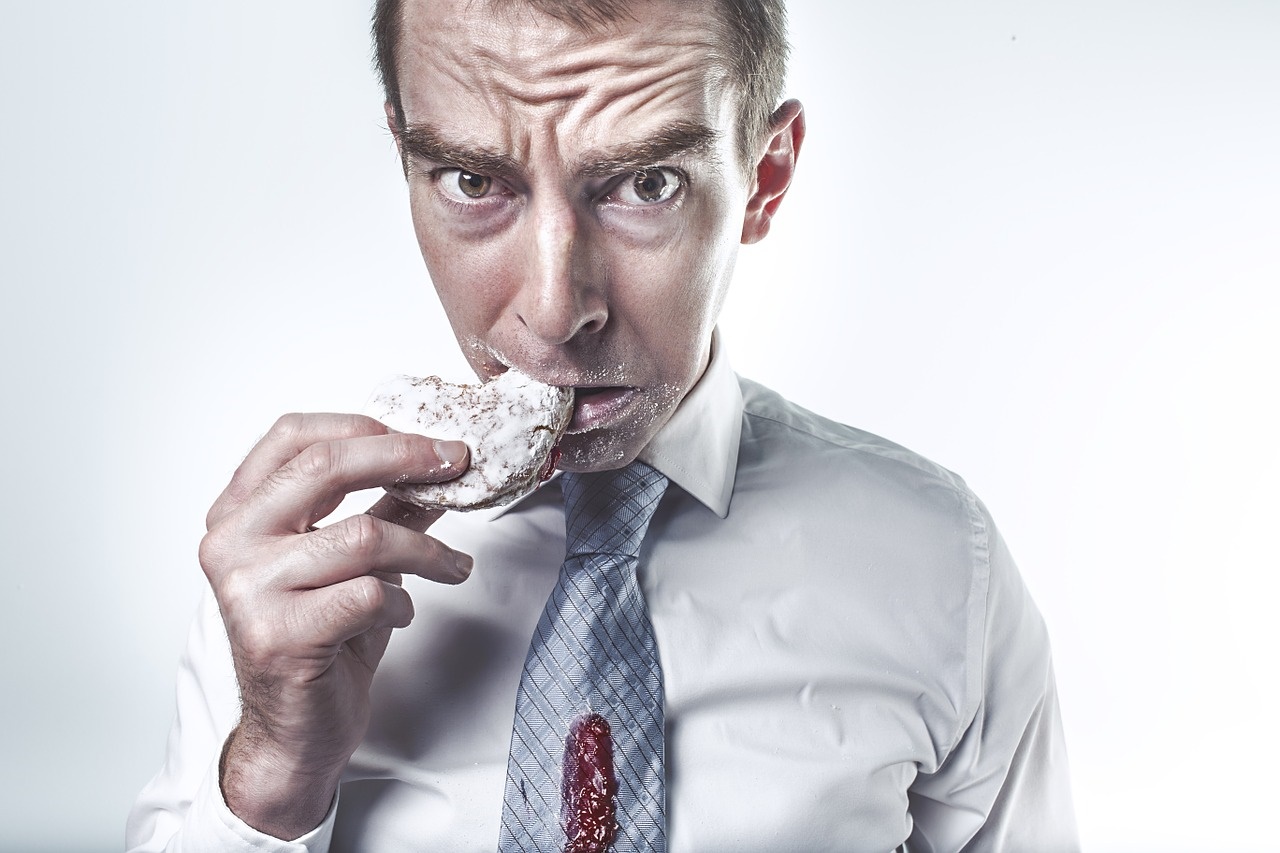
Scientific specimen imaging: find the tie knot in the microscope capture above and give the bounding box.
[561,461,669,559]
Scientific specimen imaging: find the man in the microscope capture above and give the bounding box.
[129,0,1078,850]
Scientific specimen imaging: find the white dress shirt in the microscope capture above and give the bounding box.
[128,335,1079,852]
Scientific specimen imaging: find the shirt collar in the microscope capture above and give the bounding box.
[486,329,742,520]
[636,329,740,518]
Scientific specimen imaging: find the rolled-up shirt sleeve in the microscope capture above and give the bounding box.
[906,503,1080,853]
[126,590,337,853]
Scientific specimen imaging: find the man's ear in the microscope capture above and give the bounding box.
[741,99,805,245]
[384,101,401,139]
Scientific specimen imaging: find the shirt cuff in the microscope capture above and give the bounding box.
[187,758,337,852]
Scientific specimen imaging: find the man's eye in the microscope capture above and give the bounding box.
[438,169,496,201]
[615,168,682,205]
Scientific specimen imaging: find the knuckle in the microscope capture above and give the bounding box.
[387,432,426,469]
[198,529,230,579]
[334,513,386,559]
[345,413,386,438]
[268,412,307,443]
[218,580,282,661]
[217,565,261,614]
[294,440,340,482]
[197,532,217,576]
[340,575,385,620]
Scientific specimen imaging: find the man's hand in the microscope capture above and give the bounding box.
[199,413,472,840]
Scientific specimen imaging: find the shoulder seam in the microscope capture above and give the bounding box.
[740,404,972,497]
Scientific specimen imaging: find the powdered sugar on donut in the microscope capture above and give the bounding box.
[366,369,574,510]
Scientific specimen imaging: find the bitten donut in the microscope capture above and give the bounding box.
[365,369,574,510]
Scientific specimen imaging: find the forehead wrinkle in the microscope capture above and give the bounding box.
[574,54,714,103]
[401,33,543,170]
[399,2,735,180]
[556,55,728,169]
[466,13,721,108]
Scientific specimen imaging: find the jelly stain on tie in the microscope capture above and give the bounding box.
[561,713,619,853]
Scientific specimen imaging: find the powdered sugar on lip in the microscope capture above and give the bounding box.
[458,336,642,435]
[567,387,640,433]
[460,336,514,381]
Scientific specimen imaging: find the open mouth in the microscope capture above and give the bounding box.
[567,386,639,433]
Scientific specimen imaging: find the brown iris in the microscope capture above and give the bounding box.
[458,171,492,198]
[631,168,671,203]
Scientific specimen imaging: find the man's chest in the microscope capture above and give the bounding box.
[336,492,972,851]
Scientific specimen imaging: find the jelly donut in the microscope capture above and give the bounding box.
[366,369,573,510]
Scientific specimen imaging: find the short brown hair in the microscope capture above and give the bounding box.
[371,0,789,166]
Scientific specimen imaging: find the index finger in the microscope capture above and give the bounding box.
[208,413,391,530]
[232,431,467,536]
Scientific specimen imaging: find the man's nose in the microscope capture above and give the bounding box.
[513,197,607,345]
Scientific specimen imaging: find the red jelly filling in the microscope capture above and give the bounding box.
[539,446,562,483]
[561,713,618,853]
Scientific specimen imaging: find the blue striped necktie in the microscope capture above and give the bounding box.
[499,461,670,852]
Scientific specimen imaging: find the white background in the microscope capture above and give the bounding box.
[2,2,1277,850]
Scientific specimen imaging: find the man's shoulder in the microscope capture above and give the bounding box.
[735,375,975,504]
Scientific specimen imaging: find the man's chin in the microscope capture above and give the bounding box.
[554,381,687,472]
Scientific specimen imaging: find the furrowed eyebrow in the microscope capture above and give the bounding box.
[578,122,723,177]
[398,124,522,178]
[396,120,722,180]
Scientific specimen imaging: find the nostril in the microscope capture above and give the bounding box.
[516,291,608,344]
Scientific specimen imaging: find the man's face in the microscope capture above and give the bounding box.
[395,0,757,472]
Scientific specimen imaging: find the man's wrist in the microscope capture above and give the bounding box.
[218,724,344,841]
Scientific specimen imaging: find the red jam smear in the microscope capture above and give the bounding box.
[561,713,618,853]
[539,446,562,483]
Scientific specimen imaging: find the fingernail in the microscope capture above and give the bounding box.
[454,551,474,579]
[434,439,469,469]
